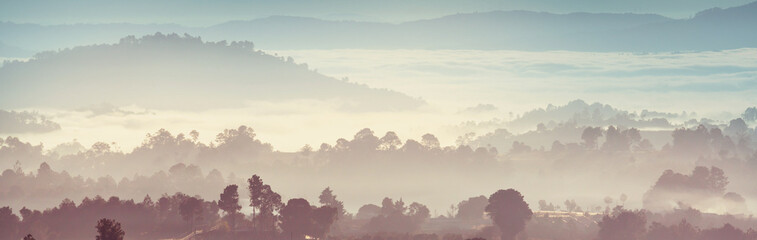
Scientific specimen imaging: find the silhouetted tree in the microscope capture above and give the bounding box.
[597,209,646,240]
[619,194,628,206]
[248,174,264,229]
[581,127,603,149]
[95,218,125,240]
[364,198,430,233]
[538,200,557,211]
[319,187,346,217]
[141,194,154,208]
[604,196,614,213]
[700,223,748,240]
[456,196,488,220]
[646,220,699,240]
[219,184,241,231]
[179,197,203,233]
[564,199,581,212]
[356,204,381,219]
[379,131,402,151]
[644,166,732,211]
[726,118,749,136]
[602,126,641,151]
[311,205,338,238]
[421,133,441,149]
[247,175,282,232]
[279,198,338,239]
[743,107,757,122]
[0,207,19,239]
[281,198,312,239]
[485,189,533,240]
[510,141,532,154]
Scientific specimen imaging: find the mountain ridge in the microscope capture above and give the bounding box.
[0,1,755,55]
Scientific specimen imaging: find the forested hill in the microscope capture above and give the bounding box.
[0,33,423,111]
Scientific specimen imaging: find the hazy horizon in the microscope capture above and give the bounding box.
[0,0,754,26]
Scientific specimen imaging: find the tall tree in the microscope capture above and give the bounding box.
[95,218,125,240]
[248,175,264,229]
[319,187,346,217]
[219,184,242,232]
[0,207,20,238]
[311,206,339,238]
[180,197,204,233]
[248,174,283,232]
[485,189,533,240]
[280,198,313,239]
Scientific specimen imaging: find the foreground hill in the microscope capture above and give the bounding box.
[0,33,423,111]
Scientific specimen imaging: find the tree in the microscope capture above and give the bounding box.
[726,118,749,136]
[280,198,339,239]
[538,200,557,211]
[312,206,338,238]
[581,127,603,149]
[364,198,430,233]
[319,187,346,217]
[219,184,242,231]
[421,133,441,149]
[248,175,283,232]
[602,126,641,151]
[485,189,533,240]
[743,107,757,122]
[180,197,204,233]
[356,204,381,219]
[647,220,699,240]
[379,131,402,150]
[248,174,264,229]
[597,209,646,240]
[23,234,36,240]
[95,218,125,240]
[456,196,488,220]
[141,194,154,208]
[280,198,313,239]
[0,206,20,238]
[604,196,614,212]
[619,193,628,206]
[700,223,747,240]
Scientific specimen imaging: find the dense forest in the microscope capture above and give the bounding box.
[2,104,757,239]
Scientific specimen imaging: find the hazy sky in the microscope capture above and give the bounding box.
[0,0,754,26]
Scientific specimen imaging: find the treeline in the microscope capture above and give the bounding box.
[598,207,757,240]
[0,192,218,240]
[4,184,757,240]
[0,161,232,210]
[1,125,501,183]
[0,174,343,240]
[643,166,747,213]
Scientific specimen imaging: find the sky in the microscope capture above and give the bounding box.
[0,0,754,26]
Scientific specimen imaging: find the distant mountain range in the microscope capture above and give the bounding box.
[1,1,755,56]
[0,34,423,111]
